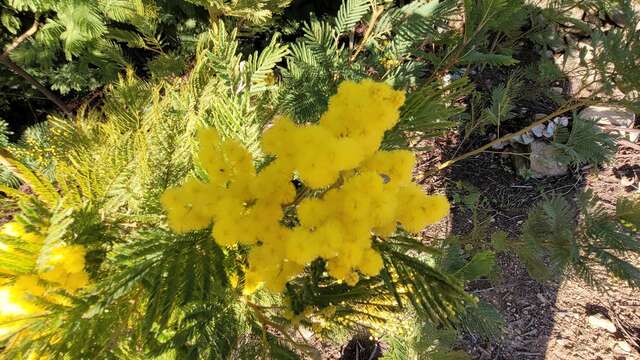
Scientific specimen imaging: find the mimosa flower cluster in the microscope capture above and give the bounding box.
[161,80,449,293]
[0,221,90,335]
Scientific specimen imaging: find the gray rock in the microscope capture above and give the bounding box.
[547,27,566,53]
[554,48,598,98]
[551,86,564,95]
[492,141,507,150]
[529,140,568,178]
[579,105,638,142]
[580,105,635,126]
[513,134,523,144]
[551,43,565,53]
[584,12,603,27]
[608,8,627,27]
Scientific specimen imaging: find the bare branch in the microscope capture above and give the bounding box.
[0,20,73,117]
[1,20,39,58]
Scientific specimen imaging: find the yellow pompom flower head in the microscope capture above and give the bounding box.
[160,79,449,293]
[0,231,91,340]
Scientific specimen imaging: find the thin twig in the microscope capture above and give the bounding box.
[599,126,640,133]
[1,21,39,58]
[247,302,321,360]
[350,4,384,62]
[0,20,72,117]
[424,99,599,176]
[618,139,640,151]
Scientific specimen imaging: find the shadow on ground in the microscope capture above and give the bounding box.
[418,127,640,359]
[442,150,579,359]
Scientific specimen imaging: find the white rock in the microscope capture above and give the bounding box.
[544,122,556,138]
[588,314,617,333]
[492,141,506,150]
[567,6,586,21]
[616,340,632,353]
[513,133,535,145]
[579,105,638,142]
[554,116,570,127]
[621,176,635,187]
[442,73,452,86]
[521,133,535,145]
[577,41,595,61]
[451,69,466,80]
[529,140,568,178]
[298,326,314,340]
[532,124,545,137]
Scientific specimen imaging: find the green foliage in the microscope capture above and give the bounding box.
[473,75,521,134]
[334,0,369,34]
[0,119,20,187]
[0,0,288,106]
[386,0,454,58]
[617,197,640,230]
[278,0,470,140]
[456,0,638,168]
[458,300,505,341]
[1,0,639,358]
[435,213,505,341]
[589,1,640,101]
[459,51,519,67]
[378,236,475,326]
[4,0,152,94]
[389,77,473,146]
[185,0,293,25]
[0,21,292,357]
[511,191,640,288]
[552,117,617,167]
[0,5,484,356]
[382,320,470,360]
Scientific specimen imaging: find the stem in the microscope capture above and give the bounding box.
[619,139,640,151]
[247,302,321,360]
[0,20,72,117]
[1,20,39,57]
[425,99,599,176]
[207,6,221,24]
[350,4,384,62]
[426,1,491,84]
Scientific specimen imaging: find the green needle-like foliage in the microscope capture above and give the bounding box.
[1,0,639,358]
[508,191,640,288]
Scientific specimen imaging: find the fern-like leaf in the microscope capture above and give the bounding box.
[334,0,370,35]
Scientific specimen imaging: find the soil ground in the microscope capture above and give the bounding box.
[321,128,639,360]
[427,133,640,360]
